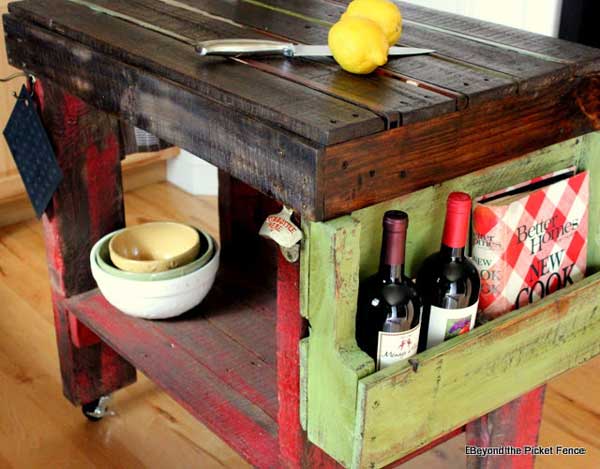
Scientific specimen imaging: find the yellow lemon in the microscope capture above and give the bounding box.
[328,16,389,74]
[342,0,402,46]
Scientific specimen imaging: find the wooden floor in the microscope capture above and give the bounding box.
[0,182,598,468]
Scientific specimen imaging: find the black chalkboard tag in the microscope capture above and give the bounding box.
[3,85,62,218]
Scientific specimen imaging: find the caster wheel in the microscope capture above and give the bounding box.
[82,395,112,421]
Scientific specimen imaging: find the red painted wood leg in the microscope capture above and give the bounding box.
[36,79,135,405]
[219,172,338,467]
[466,386,546,469]
[277,252,341,469]
[218,170,279,264]
[68,310,101,348]
[386,427,465,468]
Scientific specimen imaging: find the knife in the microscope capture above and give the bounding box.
[196,39,435,57]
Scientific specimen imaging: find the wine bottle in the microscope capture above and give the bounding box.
[356,211,422,370]
[417,192,480,351]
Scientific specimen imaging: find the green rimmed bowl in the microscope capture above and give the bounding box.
[95,226,214,281]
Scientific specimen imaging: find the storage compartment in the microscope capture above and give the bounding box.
[301,133,600,468]
[61,255,280,465]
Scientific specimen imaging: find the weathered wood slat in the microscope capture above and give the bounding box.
[171,0,517,104]
[64,287,280,468]
[75,0,455,127]
[9,0,385,145]
[150,279,279,420]
[392,0,600,72]
[4,16,324,217]
[251,57,454,127]
[205,280,278,367]
[357,272,600,468]
[276,251,342,468]
[254,0,570,92]
[215,173,281,366]
[396,22,569,91]
[304,218,375,467]
[322,76,600,219]
[81,0,453,126]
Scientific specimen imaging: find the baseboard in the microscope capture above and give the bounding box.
[0,148,179,227]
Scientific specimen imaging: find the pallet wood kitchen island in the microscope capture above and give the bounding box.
[3,1,600,468]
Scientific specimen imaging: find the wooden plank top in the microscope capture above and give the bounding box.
[4,0,600,219]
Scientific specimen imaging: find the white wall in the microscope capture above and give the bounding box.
[167,149,219,196]
[168,0,564,196]
[404,0,563,37]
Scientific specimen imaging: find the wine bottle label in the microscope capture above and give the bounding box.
[426,302,478,349]
[376,324,420,370]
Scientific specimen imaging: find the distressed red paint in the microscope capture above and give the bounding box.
[37,80,135,404]
[466,387,546,469]
[68,310,101,348]
[277,251,306,466]
[277,252,341,469]
[66,291,280,468]
[85,132,123,242]
[387,427,465,467]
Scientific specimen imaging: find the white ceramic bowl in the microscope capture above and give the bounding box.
[91,238,220,320]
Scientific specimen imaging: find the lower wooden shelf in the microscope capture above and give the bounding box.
[61,261,280,468]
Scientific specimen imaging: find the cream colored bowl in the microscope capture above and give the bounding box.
[91,240,220,320]
[97,228,214,281]
[109,222,200,273]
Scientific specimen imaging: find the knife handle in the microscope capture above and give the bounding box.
[196,39,295,57]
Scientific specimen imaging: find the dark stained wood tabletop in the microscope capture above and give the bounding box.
[4,0,600,219]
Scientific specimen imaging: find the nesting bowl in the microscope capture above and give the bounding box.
[96,228,214,282]
[90,223,219,319]
[109,222,201,273]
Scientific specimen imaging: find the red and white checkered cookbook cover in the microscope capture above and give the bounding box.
[472,167,589,322]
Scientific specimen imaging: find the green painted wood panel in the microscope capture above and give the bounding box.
[305,218,374,466]
[578,132,600,272]
[299,337,309,431]
[302,132,600,468]
[300,221,311,319]
[354,272,600,468]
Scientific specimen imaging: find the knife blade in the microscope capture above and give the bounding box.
[294,45,434,57]
[196,39,434,57]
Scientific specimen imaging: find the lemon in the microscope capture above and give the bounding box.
[328,16,389,74]
[342,0,402,46]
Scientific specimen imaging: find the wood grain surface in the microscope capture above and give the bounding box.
[4,17,325,218]
[7,0,384,145]
[0,182,598,468]
[323,77,600,218]
[58,173,284,467]
[4,0,600,219]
